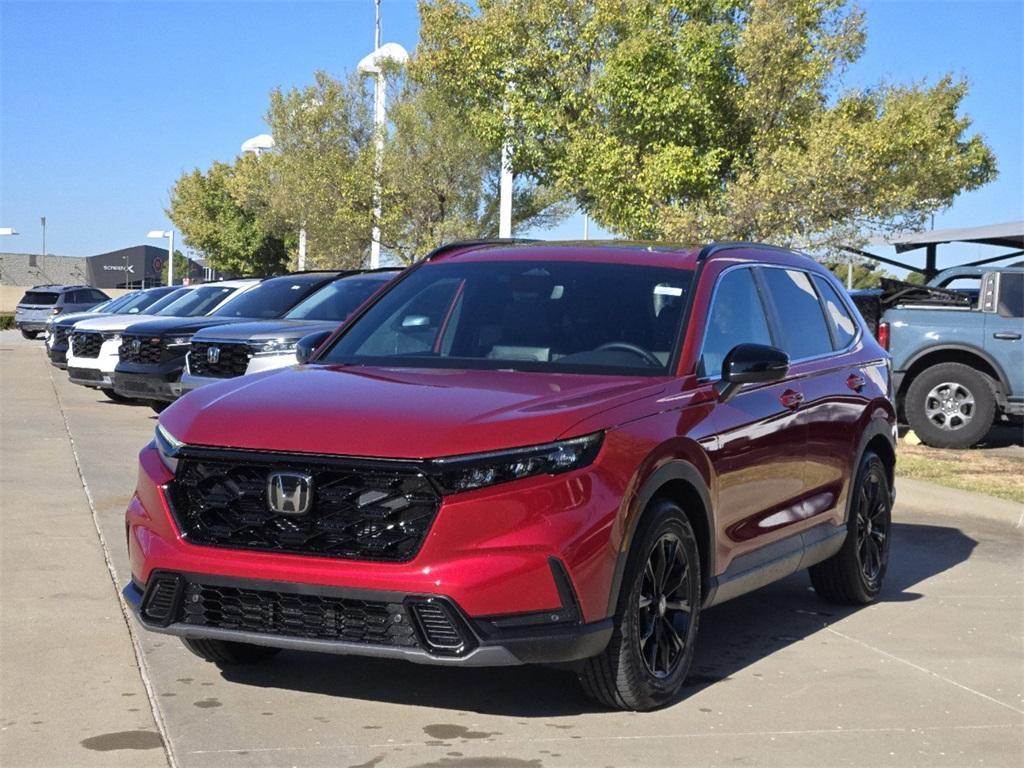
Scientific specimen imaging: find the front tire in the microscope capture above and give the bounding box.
[181,637,281,665]
[810,451,892,605]
[101,388,132,403]
[579,498,701,711]
[905,363,995,449]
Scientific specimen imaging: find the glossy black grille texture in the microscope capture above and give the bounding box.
[181,581,418,647]
[53,326,71,346]
[70,331,102,358]
[189,341,252,378]
[168,454,441,562]
[119,335,164,364]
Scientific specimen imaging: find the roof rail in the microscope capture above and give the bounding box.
[421,238,541,262]
[696,241,801,262]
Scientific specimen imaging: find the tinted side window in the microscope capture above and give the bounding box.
[760,268,833,360]
[812,275,858,349]
[89,289,109,302]
[699,268,773,378]
[997,273,1023,318]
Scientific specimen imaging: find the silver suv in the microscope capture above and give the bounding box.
[15,284,110,339]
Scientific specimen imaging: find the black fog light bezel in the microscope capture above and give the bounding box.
[140,571,185,627]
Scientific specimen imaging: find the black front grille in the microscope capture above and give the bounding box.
[119,335,164,364]
[189,341,252,378]
[70,331,102,358]
[53,326,70,346]
[181,582,418,647]
[168,453,441,562]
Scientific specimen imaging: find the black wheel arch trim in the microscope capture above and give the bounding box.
[899,343,1010,398]
[605,460,714,617]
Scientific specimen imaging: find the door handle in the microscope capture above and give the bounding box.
[780,389,804,409]
[846,373,866,392]
[992,332,1022,340]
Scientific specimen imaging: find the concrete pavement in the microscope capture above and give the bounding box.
[1,329,1022,768]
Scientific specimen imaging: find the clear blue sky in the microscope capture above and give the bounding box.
[1,0,1021,271]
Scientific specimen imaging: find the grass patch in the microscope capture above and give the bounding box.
[0,314,13,330]
[897,442,1024,504]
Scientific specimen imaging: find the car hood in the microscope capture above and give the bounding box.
[191,319,338,343]
[163,365,668,459]
[52,311,105,327]
[121,316,263,337]
[69,313,163,332]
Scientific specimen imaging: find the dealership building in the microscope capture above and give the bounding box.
[0,245,209,290]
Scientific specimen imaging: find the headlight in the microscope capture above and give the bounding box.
[153,423,184,473]
[430,433,603,494]
[165,335,193,347]
[253,338,299,356]
[102,332,121,342]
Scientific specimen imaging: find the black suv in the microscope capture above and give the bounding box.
[113,272,346,410]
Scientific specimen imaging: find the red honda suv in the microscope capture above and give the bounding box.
[124,241,896,710]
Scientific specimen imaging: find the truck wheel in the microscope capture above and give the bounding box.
[810,451,891,605]
[578,498,701,711]
[20,329,39,340]
[181,638,281,665]
[905,363,995,449]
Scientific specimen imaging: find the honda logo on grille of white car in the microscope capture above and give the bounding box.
[206,346,220,364]
[266,472,313,515]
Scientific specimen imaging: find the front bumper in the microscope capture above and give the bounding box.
[114,370,183,402]
[122,572,611,667]
[48,343,68,368]
[68,366,111,388]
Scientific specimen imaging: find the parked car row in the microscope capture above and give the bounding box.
[35,269,398,411]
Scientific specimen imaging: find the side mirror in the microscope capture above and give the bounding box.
[295,330,332,365]
[714,343,789,402]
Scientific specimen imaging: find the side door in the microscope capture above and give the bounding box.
[757,267,855,532]
[690,265,809,568]
[982,271,1024,403]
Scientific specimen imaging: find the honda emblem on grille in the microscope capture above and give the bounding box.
[130,338,141,354]
[207,346,221,364]
[267,472,313,515]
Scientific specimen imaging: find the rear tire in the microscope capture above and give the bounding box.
[578,498,701,711]
[101,388,132,403]
[20,329,39,340]
[905,363,995,449]
[810,451,892,605]
[181,637,281,665]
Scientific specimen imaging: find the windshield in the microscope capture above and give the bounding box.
[211,278,322,319]
[134,288,191,315]
[319,261,692,375]
[101,293,138,313]
[112,288,180,315]
[155,285,238,317]
[285,275,391,321]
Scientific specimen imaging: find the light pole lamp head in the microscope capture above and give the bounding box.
[241,134,275,155]
[147,230,171,239]
[0,227,18,236]
[357,42,409,75]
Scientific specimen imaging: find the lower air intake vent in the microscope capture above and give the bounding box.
[141,574,183,626]
[410,600,466,652]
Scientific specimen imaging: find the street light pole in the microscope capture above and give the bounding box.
[40,216,46,255]
[148,230,174,286]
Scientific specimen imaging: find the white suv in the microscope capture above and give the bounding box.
[66,280,258,400]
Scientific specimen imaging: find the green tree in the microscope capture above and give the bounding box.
[417,0,996,249]
[380,81,570,262]
[158,249,194,285]
[168,160,289,276]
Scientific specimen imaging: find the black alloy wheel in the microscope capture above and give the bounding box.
[637,533,693,678]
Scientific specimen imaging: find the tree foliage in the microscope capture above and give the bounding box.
[168,160,289,276]
[417,0,997,250]
[820,259,892,289]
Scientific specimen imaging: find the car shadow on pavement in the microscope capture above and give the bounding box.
[216,521,976,716]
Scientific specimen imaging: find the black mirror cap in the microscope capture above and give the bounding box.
[715,343,789,401]
[295,330,333,365]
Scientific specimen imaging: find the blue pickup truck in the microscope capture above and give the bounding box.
[854,266,1023,448]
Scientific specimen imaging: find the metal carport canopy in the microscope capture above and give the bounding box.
[844,220,1024,279]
